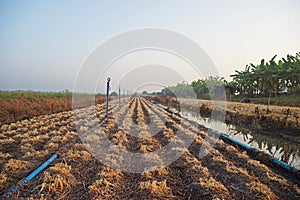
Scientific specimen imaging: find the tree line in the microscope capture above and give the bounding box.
[150,52,300,99]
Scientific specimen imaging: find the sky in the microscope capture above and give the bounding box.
[0,0,299,93]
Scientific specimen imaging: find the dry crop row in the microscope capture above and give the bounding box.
[0,97,299,199]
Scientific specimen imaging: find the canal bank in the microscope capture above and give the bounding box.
[147,96,300,170]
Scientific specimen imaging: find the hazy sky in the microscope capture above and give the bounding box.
[1,0,299,93]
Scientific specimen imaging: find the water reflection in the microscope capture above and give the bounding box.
[180,109,300,169]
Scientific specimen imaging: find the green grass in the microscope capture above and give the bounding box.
[0,91,105,100]
[249,94,300,101]
[247,93,300,107]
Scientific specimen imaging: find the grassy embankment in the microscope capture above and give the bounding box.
[147,96,300,136]
[248,94,300,107]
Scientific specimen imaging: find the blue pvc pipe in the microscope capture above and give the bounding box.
[3,154,58,198]
[220,134,252,151]
[210,129,299,174]
[269,156,299,174]
[22,153,58,184]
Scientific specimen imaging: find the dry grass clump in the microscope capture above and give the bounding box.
[99,166,123,181]
[74,143,86,150]
[247,160,270,172]
[111,130,128,149]
[163,128,174,138]
[21,135,49,145]
[39,162,76,196]
[0,133,6,139]
[4,159,31,172]
[22,150,49,160]
[45,142,59,149]
[246,181,277,199]
[0,137,15,145]
[4,130,17,136]
[79,126,88,132]
[58,126,69,134]
[88,164,123,198]
[67,149,81,159]
[226,163,250,178]
[195,135,203,144]
[67,149,92,160]
[50,135,67,143]
[104,153,123,167]
[1,124,9,131]
[28,129,39,136]
[21,143,34,153]
[140,144,153,153]
[80,150,92,160]
[143,153,162,164]
[40,172,70,195]
[142,166,169,178]
[84,134,101,144]
[39,126,50,134]
[139,180,172,196]
[225,144,237,153]
[66,131,78,139]
[199,177,228,192]
[89,178,116,198]
[13,133,29,140]
[0,173,8,189]
[50,163,72,177]
[237,150,249,159]
[185,155,201,165]
[168,137,185,146]
[142,137,162,149]
[0,152,11,163]
[8,123,19,130]
[50,130,63,136]
[265,173,288,185]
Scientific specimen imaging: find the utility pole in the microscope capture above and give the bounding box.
[106,77,111,118]
[119,85,121,107]
[123,89,125,104]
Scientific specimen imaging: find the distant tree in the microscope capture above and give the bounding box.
[142,91,148,95]
[161,87,174,96]
[191,79,208,99]
[62,89,70,93]
[110,92,118,96]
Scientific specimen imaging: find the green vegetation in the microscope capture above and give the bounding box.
[0,91,72,100]
[156,77,226,100]
[230,52,300,97]
[250,93,300,101]
[0,91,104,100]
[153,52,300,101]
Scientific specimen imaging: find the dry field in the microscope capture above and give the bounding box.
[0,97,299,199]
[0,92,106,125]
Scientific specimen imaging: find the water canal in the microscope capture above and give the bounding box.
[180,109,300,169]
